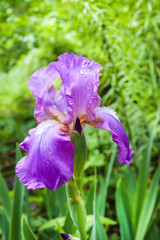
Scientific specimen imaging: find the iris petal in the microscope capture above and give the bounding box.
[34,85,66,123]
[28,66,59,100]
[28,65,66,123]
[90,107,134,165]
[16,120,74,190]
[51,53,102,124]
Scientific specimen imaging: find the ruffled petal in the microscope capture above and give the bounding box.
[16,120,74,190]
[28,65,59,100]
[34,85,66,124]
[90,107,134,165]
[28,65,66,123]
[50,53,102,124]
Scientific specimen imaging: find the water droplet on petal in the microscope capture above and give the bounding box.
[46,160,50,166]
[80,70,84,75]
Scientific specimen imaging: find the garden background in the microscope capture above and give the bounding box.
[0,0,160,239]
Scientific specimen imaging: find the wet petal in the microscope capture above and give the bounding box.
[28,65,66,123]
[16,120,74,190]
[34,85,66,124]
[28,65,59,100]
[90,107,134,165]
[51,53,102,124]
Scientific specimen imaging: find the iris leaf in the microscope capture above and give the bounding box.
[0,207,10,240]
[0,172,11,220]
[116,179,133,240]
[133,107,159,228]
[97,147,116,217]
[90,168,109,240]
[9,144,24,240]
[135,165,160,240]
[22,215,37,240]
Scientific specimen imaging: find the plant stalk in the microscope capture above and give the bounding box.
[66,179,87,240]
[66,131,87,239]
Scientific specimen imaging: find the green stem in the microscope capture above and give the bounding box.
[79,228,87,240]
[73,177,83,199]
[67,131,87,239]
[66,180,87,240]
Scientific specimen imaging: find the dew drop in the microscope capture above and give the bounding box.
[46,160,50,166]
[80,70,84,75]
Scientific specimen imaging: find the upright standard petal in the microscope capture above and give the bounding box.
[90,107,134,165]
[34,85,66,124]
[16,120,74,190]
[28,65,66,123]
[51,53,102,124]
[28,65,59,100]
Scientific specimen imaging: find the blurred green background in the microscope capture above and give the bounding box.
[0,0,160,239]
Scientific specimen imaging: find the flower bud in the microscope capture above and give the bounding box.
[61,233,79,240]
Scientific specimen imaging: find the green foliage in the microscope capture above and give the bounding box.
[116,110,160,240]
[90,168,109,240]
[134,107,160,229]
[22,216,37,240]
[0,172,11,220]
[97,148,116,217]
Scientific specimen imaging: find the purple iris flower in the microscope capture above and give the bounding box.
[16,53,134,191]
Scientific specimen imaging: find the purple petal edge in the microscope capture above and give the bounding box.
[90,107,134,165]
[28,64,67,124]
[28,65,59,100]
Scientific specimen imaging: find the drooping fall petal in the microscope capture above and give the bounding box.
[16,120,74,190]
[90,107,134,165]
